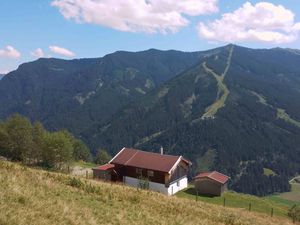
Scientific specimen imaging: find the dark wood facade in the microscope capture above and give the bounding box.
[93,169,111,181]
[194,178,228,196]
[93,148,192,192]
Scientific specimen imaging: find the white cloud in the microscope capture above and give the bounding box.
[31,48,45,58]
[197,2,300,44]
[52,0,218,33]
[0,45,21,58]
[0,69,9,75]
[49,45,75,57]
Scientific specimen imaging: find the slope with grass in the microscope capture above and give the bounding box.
[0,160,295,225]
[201,45,233,119]
[177,186,298,218]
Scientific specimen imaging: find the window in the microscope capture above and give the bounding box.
[136,168,142,175]
[147,170,154,177]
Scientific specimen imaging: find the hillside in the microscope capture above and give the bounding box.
[0,45,300,196]
[0,160,295,225]
[87,45,300,195]
[0,50,204,134]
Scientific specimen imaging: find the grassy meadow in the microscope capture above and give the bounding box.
[0,160,296,225]
[267,183,300,203]
[176,185,298,219]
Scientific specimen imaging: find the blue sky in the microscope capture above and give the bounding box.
[1,0,300,74]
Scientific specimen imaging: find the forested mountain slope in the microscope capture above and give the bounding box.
[0,49,204,134]
[1,45,300,195]
[85,45,300,195]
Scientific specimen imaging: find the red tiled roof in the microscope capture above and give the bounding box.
[194,171,229,184]
[93,163,115,171]
[110,147,190,173]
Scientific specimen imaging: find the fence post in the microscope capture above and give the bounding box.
[293,215,295,224]
[271,208,273,217]
[86,170,88,179]
[223,197,226,207]
[249,203,251,211]
[196,191,198,202]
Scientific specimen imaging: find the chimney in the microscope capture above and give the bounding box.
[160,146,164,155]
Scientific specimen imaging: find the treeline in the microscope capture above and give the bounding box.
[231,161,290,196]
[0,114,92,169]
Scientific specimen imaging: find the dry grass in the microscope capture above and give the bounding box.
[0,161,296,225]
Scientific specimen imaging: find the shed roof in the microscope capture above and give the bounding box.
[109,147,191,173]
[93,163,115,171]
[194,171,229,184]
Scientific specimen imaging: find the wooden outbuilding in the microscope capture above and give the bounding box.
[194,171,229,196]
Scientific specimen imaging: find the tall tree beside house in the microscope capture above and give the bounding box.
[94,149,111,165]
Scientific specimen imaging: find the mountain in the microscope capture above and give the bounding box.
[0,45,300,196]
[0,74,5,80]
[0,50,205,134]
[83,45,300,196]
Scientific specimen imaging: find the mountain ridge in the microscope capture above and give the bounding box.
[0,44,300,196]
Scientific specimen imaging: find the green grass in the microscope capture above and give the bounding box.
[268,184,300,203]
[263,168,276,176]
[201,46,233,119]
[177,186,296,218]
[277,108,300,128]
[196,149,216,172]
[0,160,295,225]
[250,91,268,105]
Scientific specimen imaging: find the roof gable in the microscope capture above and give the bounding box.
[110,147,189,173]
[93,164,115,171]
[194,171,229,184]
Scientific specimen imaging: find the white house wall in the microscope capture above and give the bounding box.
[123,176,188,196]
[167,176,188,195]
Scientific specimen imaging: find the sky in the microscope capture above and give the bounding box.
[1,0,300,74]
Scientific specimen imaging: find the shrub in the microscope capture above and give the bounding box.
[67,177,83,188]
[288,204,300,223]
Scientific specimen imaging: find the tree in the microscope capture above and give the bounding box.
[60,130,92,162]
[4,114,34,163]
[30,122,47,165]
[0,122,9,157]
[94,149,111,165]
[73,139,92,162]
[42,131,73,169]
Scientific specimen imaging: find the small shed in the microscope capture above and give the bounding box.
[194,171,229,196]
[92,164,115,181]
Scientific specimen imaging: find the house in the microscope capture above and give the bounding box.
[92,147,191,195]
[193,171,229,196]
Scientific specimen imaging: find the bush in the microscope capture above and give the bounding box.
[67,177,83,188]
[288,204,300,223]
[138,176,149,189]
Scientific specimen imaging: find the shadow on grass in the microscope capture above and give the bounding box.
[183,187,218,198]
